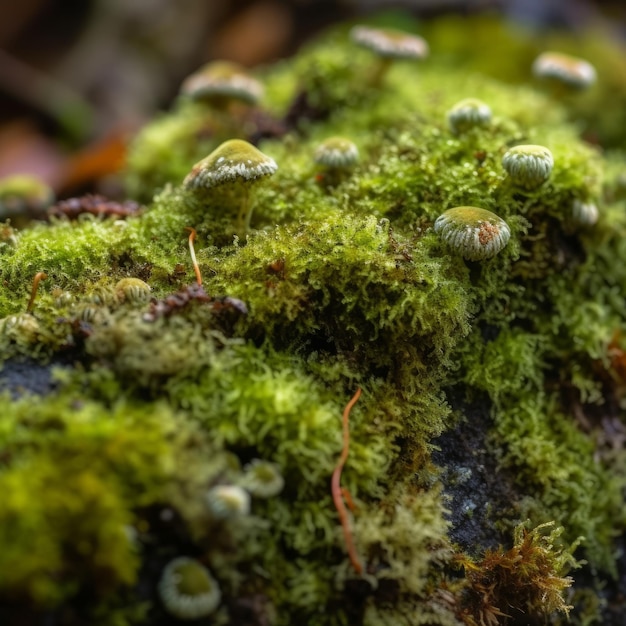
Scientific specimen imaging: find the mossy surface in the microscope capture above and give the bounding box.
[1,15,625,626]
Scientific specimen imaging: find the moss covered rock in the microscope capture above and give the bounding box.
[0,15,625,626]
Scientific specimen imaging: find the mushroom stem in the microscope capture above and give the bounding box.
[238,185,252,238]
[369,57,392,88]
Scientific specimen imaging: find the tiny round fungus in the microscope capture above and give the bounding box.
[434,206,510,261]
[242,459,285,498]
[206,484,251,519]
[180,60,263,107]
[314,137,359,170]
[183,139,277,236]
[447,98,492,135]
[571,199,599,227]
[502,144,554,189]
[532,51,596,91]
[350,25,428,86]
[158,557,221,620]
[115,278,151,304]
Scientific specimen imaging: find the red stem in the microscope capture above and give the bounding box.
[331,387,363,575]
[26,272,48,313]
[185,227,202,286]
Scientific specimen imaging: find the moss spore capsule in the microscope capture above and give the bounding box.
[502,144,554,189]
[434,206,510,261]
[532,51,597,90]
[447,98,492,135]
[158,557,221,620]
[314,137,359,169]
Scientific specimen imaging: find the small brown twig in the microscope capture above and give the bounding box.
[331,387,363,576]
[26,272,48,313]
[185,227,202,286]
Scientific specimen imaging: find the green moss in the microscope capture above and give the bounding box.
[1,13,625,626]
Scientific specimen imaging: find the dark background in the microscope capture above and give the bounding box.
[0,0,624,194]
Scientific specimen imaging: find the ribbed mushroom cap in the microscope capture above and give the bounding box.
[350,25,429,60]
[180,60,264,104]
[502,144,554,189]
[158,557,221,620]
[447,98,492,135]
[314,137,359,169]
[532,52,596,90]
[434,206,510,261]
[184,139,277,190]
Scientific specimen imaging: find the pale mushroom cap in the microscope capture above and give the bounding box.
[206,484,251,519]
[314,137,359,169]
[502,144,554,189]
[447,98,492,134]
[180,60,264,104]
[350,25,429,60]
[532,52,596,89]
[158,557,222,620]
[571,199,599,227]
[184,139,278,190]
[434,206,511,261]
[242,459,285,498]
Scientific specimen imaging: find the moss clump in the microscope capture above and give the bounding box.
[1,13,625,626]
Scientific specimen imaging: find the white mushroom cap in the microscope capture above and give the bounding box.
[206,484,251,519]
[434,206,510,261]
[350,25,429,60]
[314,137,359,169]
[532,52,596,90]
[158,557,221,620]
[180,60,264,104]
[184,139,278,190]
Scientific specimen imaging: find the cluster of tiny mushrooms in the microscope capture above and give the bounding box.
[0,23,601,620]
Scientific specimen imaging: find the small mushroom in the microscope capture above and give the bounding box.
[447,98,492,135]
[314,136,359,186]
[350,25,428,86]
[532,51,596,95]
[158,557,222,620]
[502,145,554,190]
[206,484,251,519]
[180,60,263,108]
[434,206,510,261]
[241,459,285,498]
[184,139,277,236]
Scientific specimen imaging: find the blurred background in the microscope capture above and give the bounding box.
[0,0,624,198]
